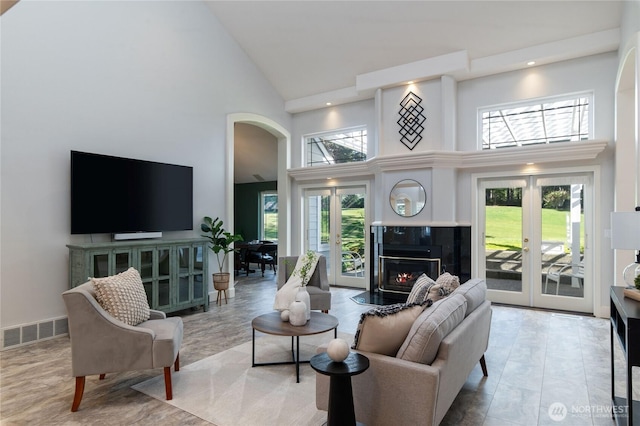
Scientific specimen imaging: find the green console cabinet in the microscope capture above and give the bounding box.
[67,238,209,313]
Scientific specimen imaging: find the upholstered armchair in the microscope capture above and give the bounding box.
[278,255,331,312]
[62,282,183,412]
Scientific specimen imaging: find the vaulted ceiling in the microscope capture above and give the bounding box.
[210,1,623,183]
[207,1,622,111]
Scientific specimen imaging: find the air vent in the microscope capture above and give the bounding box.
[2,316,69,350]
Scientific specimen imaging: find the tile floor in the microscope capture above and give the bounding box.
[0,273,625,425]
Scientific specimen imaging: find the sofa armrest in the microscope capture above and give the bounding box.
[315,346,440,426]
[149,309,166,320]
[430,300,492,423]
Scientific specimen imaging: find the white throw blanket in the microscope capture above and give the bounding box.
[273,252,320,311]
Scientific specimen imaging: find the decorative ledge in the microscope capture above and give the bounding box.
[288,140,609,181]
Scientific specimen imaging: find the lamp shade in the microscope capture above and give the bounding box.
[611,211,640,250]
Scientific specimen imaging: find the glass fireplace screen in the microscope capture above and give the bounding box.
[378,256,441,293]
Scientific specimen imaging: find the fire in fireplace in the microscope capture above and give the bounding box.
[379,255,441,293]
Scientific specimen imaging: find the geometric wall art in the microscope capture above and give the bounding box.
[397,91,426,150]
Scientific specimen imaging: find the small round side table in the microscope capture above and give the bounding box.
[310,351,369,426]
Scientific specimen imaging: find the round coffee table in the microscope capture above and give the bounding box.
[310,352,370,426]
[251,311,339,383]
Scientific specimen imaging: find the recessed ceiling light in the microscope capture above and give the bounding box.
[407,81,414,84]
[527,61,536,66]
[326,102,332,106]
[526,162,535,165]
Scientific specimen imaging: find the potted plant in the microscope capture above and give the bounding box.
[201,216,243,292]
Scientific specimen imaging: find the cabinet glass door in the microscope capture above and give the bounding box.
[177,247,191,304]
[139,249,154,307]
[114,250,130,274]
[92,252,110,278]
[157,247,172,308]
[193,245,205,301]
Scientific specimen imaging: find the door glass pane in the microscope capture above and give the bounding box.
[541,184,584,298]
[340,192,365,278]
[485,187,523,292]
[193,274,204,300]
[140,250,153,279]
[194,246,204,272]
[178,247,190,274]
[158,249,170,276]
[178,277,190,303]
[306,193,331,275]
[115,252,129,274]
[143,282,153,307]
[158,279,170,306]
[93,254,109,277]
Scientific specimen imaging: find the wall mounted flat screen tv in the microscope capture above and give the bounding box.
[71,151,193,235]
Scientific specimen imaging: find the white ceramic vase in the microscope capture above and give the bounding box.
[295,286,311,320]
[288,300,307,326]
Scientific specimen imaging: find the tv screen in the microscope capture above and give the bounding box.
[71,151,193,235]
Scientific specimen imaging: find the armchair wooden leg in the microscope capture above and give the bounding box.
[164,367,173,400]
[99,373,106,380]
[71,376,85,412]
[480,355,488,376]
[322,310,329,314]
[174,353,180,372]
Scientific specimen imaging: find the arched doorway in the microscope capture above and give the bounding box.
[225,113,291,298]
[614,45,639,285]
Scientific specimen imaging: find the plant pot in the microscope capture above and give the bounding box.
[213,273,230,291]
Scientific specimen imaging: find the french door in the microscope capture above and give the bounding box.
[304,186,367,289]
[479,174,592,313]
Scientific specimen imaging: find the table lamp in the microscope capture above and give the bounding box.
[611,208,640,287]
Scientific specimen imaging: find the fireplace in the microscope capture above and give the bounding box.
[370,225,471,296]
[379,256,441,293]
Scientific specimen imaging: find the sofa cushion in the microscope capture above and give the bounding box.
[406,274,436,304]
[451,278,486,316]
[427,272,460,302]
[92,267,150,326]
[396,293,467,364]
[353,300,432,356]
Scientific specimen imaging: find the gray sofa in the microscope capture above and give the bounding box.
[316,278,491,426]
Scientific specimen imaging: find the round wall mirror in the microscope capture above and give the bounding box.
[390,179,426,217]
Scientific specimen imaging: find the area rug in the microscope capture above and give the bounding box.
[133,331,353,426]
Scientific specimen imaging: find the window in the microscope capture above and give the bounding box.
[305,127,367,167]
[260,191,278,241]
[480,94,592,150]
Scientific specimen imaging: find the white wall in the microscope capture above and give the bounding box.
[0,1,289,330]
[620,0,640,47]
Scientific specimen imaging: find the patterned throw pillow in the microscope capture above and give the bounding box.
[92,267,150,326]
[406,274,436,304]
[352,300,432,356]
[427,272,461,302]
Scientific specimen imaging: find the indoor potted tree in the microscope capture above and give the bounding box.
[201,216,243,295]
